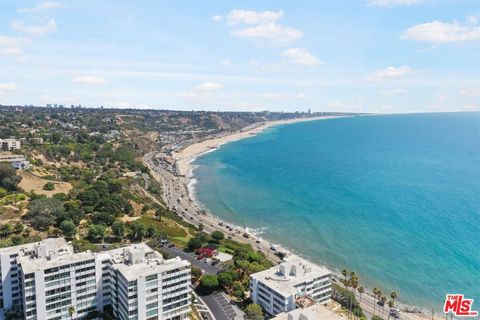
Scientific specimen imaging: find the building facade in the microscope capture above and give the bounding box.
[0,139,21,151]
[0,238,191,320]
[249,256,332,316]
[0,154,30,170]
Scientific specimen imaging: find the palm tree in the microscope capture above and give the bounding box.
[342,269,349,316]
[381,295,387,318]
[373,288,378,316]
[376,289,384,318]
[349,272,359,317]
[342,268,348,287]
[387,299,394,320]
[390,291,398,307]
[358,286,365,304]
[68,306,75,320]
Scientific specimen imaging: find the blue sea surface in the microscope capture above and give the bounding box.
[193,112,480,310]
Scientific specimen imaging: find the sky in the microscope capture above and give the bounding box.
[0,0,479,113]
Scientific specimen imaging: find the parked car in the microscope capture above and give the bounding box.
[197,255,204,260]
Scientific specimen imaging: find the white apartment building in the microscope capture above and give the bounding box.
[0,154,30,170]
[250,256,332,316]
[0,238,191,320]
[0,139,21,151]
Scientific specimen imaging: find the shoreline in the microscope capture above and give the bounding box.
[174,115,342,177]
[147,116,434,320]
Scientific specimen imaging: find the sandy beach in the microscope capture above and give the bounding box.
[174,116,342,177]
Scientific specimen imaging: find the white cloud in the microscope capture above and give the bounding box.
[402,20,480,43]
[460,88,480,98]
[282,48,321,67]
[0,36,21,47]
[17,1,62,14]
[195,82,222,91]
[367,66,413,80]
[0,47,23,56]
[232,22,302,45]
[379,88,407,96]
[467,16,478,24]
[72,75,107,85]
[0,83,17,91]
[11,19,56,37]
[368,0,423,6]
[258,92,306,99]
[211,15,222,22]
[226,9,283,25]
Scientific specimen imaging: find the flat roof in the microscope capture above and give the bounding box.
[0,238,69,256]
[272,304,344,320]
[251,255,331,297]
[113,256,190,281]
[19,251,95,274]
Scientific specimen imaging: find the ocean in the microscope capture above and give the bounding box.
[193,112,480,310]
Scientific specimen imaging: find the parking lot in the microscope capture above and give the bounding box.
[159,244,222,275]
[197,290,243,320]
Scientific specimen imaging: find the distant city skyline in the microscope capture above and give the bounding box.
[0,0,479,113]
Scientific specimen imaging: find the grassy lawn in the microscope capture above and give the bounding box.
[217,246,235,255]
[137,216,188,238]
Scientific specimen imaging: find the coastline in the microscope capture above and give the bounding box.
[174,116,342,177]
[146,115,433,320]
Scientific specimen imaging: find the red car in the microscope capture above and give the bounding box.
[197,255,204,260]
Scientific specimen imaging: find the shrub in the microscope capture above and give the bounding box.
[43,182,55,191]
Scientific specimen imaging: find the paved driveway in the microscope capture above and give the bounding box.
[159,245,221,275]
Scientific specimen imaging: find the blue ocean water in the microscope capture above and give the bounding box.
[193,112,480,310]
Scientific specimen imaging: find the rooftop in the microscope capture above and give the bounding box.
[272,303,344,320]
[2,238,190,279]
[251,255,331,297]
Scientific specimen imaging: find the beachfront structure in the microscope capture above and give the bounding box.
[249,256,332,316]
[0,139,21,151]
[272,303,342,320]
[0,238,191,320]
[0,154,29,170]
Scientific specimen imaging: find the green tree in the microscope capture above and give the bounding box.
[60,220,77,238]
[372,316,383,320]
[27,198,64,231]
[11,235,23,245]
[187,237,203,251]
[217,271,233,287]
[68,306,75,320]
[244,303,263,320]
[146,224,157,238]
[112,220,126,238]
[129,221,146,241]
[390,291,398,306]
[191,267,203,281]
[200,275,219,292]
[358,286,365,304]
[373,288,379,316]
[0,163,22,191]
[13,222,23,233]
[0,223,14,236]
[87,224,106,242]
[211,230,224,242]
